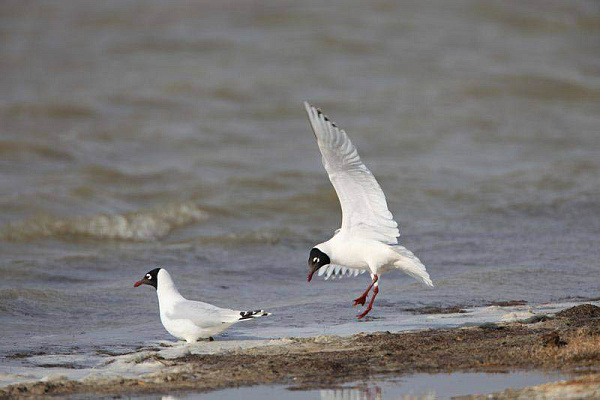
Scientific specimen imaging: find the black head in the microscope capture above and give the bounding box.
[134,268,161,289]
[307,248,330,282]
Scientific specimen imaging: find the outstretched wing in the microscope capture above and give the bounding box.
[304,102,399,244]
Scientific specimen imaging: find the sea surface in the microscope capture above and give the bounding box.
[0,0,599,390]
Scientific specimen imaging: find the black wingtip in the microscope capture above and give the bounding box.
[315,107,337,127]
[305,102,338,128]
[239,310,270,320]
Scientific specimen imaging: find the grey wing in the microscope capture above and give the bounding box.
[304,102,399,244]
[167,300,241,329]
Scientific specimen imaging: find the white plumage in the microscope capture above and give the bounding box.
[305,103,400,245]
[304,102,433,318]
[135,268,270,342]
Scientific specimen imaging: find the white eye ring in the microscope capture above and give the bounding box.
[313,257,319,263]
[146,274,152,279]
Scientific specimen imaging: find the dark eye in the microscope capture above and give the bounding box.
[146,274,152,279]
[313,257,319,263]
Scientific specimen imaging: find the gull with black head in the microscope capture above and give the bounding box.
[304,102,434,318]
[134,268,270,342]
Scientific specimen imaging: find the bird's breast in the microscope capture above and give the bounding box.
[330,239,394,269]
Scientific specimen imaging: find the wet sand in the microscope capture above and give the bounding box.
[2,304,600,399]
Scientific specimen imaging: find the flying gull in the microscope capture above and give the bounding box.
[304,102,434,318]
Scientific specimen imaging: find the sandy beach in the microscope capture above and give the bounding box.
[3,304,600,399]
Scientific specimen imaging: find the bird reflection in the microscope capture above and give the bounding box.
[320,386,381,400]
[160,385,438,400]
[320,385,437,400]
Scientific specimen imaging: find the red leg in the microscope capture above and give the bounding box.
[357,285,379,319]
[353,275,378,307]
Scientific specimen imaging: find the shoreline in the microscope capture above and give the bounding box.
[3,304,600,398]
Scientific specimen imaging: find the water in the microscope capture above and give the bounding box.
[151,372,569,400]
[1,0,599,389]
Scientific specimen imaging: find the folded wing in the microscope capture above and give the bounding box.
[304,102,399,244]
[167,300,242,329]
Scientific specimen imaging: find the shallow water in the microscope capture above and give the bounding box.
[0,0,599,389]
[141,372,569,399]
[0,301,593,388]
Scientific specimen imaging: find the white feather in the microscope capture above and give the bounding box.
[391,245,434,287]
[304,102,399,245]
[325,265,335,279]
[152,269,270,343]
[304,102,434,292]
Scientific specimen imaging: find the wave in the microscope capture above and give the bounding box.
[1,202,207,242]
[187,228,302,246]
[0,288,70,317]
[2,102,96,119]
[0,140,74,162]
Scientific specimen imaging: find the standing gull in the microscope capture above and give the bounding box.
[134,268,270,342]
[304,102,433,318]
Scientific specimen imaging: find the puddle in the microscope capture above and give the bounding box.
[141,371,568,399]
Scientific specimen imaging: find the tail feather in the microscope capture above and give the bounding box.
[392,246,434,287]
[239,309,271,320]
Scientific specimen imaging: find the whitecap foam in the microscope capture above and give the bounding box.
[1,202,207,241]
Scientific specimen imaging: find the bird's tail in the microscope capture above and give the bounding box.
[392,246,434,287]
[238,310,271,320]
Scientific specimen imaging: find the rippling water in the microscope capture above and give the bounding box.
[1,0,599,385]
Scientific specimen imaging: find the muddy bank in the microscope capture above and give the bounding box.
[3,304,600,399]
[405,300,529,315]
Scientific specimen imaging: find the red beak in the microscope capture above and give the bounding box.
[307,271,315,282]
[134,280,143,287]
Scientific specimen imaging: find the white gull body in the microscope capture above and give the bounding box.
[150,269,269,342]
[304,102,433,318]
